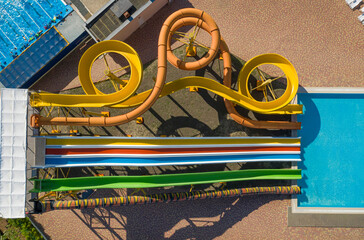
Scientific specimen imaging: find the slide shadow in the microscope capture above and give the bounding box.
[70,194,288,239]
[295,87,321,205]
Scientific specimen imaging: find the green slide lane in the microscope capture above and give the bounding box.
[30,169,301,193]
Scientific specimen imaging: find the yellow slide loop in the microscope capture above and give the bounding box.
[238,53,299,112]
[30,41,143,108]
[79,40,142,98]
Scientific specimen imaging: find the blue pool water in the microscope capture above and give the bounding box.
[0,0,72,70]
[297,92,364,208]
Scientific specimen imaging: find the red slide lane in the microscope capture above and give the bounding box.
[46,146,300,155]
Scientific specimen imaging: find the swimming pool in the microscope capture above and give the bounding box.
[297,90,364,208]
[0,0,72,71]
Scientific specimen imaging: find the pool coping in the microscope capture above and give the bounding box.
[289,87,364,227]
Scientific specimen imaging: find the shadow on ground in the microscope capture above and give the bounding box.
[70,194,288,240]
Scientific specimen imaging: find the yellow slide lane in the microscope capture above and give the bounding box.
[30,41,143,108]
[46,137,301,146]
[30,43,301,114]
[32,75,301,114]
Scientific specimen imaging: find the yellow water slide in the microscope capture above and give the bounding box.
[30,8,301,129]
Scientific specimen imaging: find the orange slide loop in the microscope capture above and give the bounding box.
[166,12,220,70]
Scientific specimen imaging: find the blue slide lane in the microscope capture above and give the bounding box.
[44,154,300,167]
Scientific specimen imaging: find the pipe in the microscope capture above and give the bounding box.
[36,186,300,212]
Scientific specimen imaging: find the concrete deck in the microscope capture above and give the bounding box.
[288,207,364,228]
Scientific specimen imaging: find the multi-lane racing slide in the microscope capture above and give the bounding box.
[37,136,301,168]
[30,136,301,198]
[30,8,302,129]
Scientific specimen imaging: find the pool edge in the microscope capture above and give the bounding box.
[289,87,364,227]
[288,206,364,228]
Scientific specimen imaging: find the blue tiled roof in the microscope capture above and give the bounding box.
[0,27,68,88]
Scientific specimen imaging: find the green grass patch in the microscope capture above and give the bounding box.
[0,218,43,240]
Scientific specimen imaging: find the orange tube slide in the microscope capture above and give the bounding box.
[165,17,300,130]
[31,8,219,127]
[30,8,299,129]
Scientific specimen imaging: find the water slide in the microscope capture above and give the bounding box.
[30,169,302,193]
[45,136,301,145]
[38,136,301,168]
[30,8,302,129]
[43,154,300,168]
